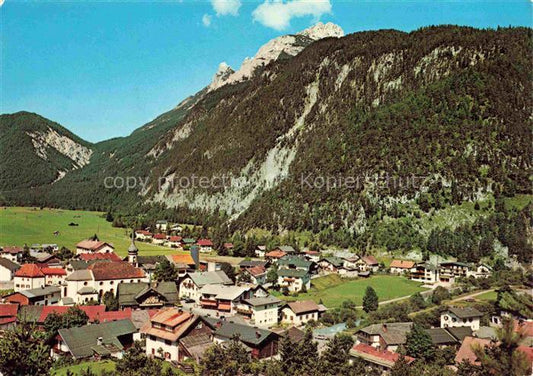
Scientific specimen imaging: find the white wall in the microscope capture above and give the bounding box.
[281,307,318,326]
[251,304,279,327]
[146,336,179,361]
[14,276,45,292]
[441,312,480,331]
[0,265,15,281]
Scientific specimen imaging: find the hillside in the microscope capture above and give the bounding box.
[0,26,531,256]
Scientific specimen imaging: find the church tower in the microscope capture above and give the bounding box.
[128,230,138,267]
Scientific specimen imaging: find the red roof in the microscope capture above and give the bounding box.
[223,243,234,249]
[514,320,533,337]
[0,304,18,318]
[37,305,106,323]
[15,264,44,278]
[247,265,266,277]
[305,250,320,255]
[169,236,182,242]
[79,252,122,262]
[40,267,67,276]
[172,254,195,265]
[95,308,133,322]
[136,230,152,236]
[265,250,287,259]
[1,246,23,254]
[363,255,379,265]
[454,336,491,365]
[153,234,167,240]
[88,261,145,280]
[390,260,415,269]
[76,240,114,251]
[197,239,213,247]
[351,343,415,367]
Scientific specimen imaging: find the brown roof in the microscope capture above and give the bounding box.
[76,240,114,251]
[362,256,378,265]
[351,343,415,368]
[171,254,195,265]
[390,260,415,269]
[359,322,413,346]
[88,262,144,280]
[1,246,23,254]
[265,250,287,259]
[141,308,196,342]
[286,300,319,315]
[448,306,483,319]
[454,336,491,365]
[247,265,266,277]
[15,264,44,278]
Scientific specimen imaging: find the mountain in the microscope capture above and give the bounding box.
[1,25,531,239]
[0,112,93,191]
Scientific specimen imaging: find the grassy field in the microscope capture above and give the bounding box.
[52,360,116,375]
[474,290,498,301]
[274,274,428,308]
[0,207,177,257]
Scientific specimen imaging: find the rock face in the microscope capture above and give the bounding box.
[208,22,344,91]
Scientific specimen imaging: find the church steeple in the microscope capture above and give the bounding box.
[128,230,138,266]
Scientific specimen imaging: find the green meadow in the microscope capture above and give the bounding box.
[274,274,428,308]
[0,207,176,257]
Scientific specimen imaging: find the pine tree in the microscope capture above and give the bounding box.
[362,286,379,312]
[406,323,435,361]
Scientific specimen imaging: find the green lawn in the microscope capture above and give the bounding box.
[274,274,428,308]
[0,207,176,257]
[52,360,116,376]
[475,290,498,301]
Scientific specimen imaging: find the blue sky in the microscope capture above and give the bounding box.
[1,0,531,142]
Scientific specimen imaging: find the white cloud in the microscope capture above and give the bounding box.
[202,14,212,27]
[252,0,332,31]
[211,0,242,16]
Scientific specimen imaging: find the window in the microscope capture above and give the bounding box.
[110,281,114,285]
[83,282,88,286]
[165,340,171,345]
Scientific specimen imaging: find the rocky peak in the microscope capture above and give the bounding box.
[297,22,344,40]
[208,22,344,91]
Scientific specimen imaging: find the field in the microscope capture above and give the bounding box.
[474,290,498,301]
[0,207,177,257]
[274,274,428,308]
[52,360,116,376]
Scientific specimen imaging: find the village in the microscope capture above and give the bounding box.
[0,221,531,376]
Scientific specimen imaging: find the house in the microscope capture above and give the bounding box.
[31,251,60,265]
[467,264,493,279]
[155,220,168,231]
[389,260,415,275]
[55,319,137,359]
[79,252,122,262]
[355,256,379,272]
[135,230,153,241]
[342,256,360,270]
[265,250,287,263]
[281,300,319,326]
[424,327,469,348]
[278,256,315,273]
[197,239,213,253]
[439,262,471,284]
[0,258,20,281]
[117,282,178,309]
[22,305,107,326]
[255,245,266,258]
[170,253,197,277]
[238,260,269,270]
[303,250,321,263]
[0,304,18,330]
[277,269,310,293]
[152,233,167,245]
[0,246,23,262]
[14,264,46,291]
[356,322,413,352]
[41,266,67,286]
[238,295,281,328]
[136,255,168,279]
[242,265,267,285]
[199,285,251,313]
[271,246,297,255]
[182,238,197,247]
[4,286,61,306]
[178,271,233,301]
[441,307,482,331]
[211,320,279,359]
[142,308,207,362]
[76,240,115,255]
[410,262,439,283]
[318,257,344,273]
[350,344,415,370]
[167,236,183,248]
[65,262,147,303]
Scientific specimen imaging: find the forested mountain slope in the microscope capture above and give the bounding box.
[1,26,531,246]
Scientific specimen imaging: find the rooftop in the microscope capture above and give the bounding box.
[359,322,413,345]
[15,263,44,278]
[390,260,415,269]
[79,252,122,262]
[242,295,281,307]
[88,261,145,280]
[350,343,415,368]
[447,306,483,319]
[214,321,277,346]
[187,271,233,287]
[76,240,114,251]
[285,300,319,314]
[117,282,178,307]
[199,284,249,301]
[0,258,20,272]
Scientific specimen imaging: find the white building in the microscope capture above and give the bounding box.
[0,246,23,263]
[239,295,280,328]
[410,262,439,283]
[178,271,233,302]
[0,258,20,281]
[75,240,115,255]
[277,269,310,293]
[14,264,46,292]
[441,307,482,331]
[281,300,320,326]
